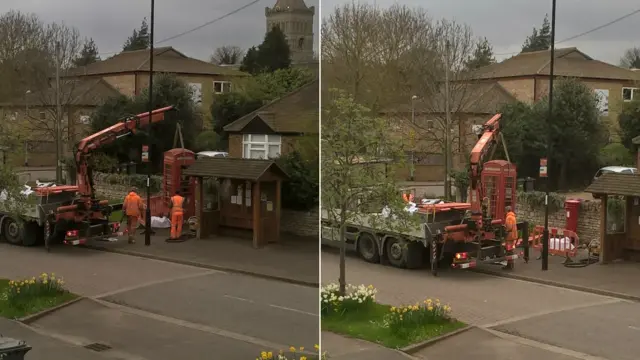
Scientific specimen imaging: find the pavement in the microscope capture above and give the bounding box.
[89,228,319,286]
[474,248,640,300]
[0,242,319,359]
[321,250,636,360]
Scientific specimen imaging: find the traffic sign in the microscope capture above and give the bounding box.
[142,145,149,162]
[539,158,548,177]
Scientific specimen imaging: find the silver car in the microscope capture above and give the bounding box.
[593,166,637,182]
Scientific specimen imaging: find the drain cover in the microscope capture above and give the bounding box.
[84,343,112,352]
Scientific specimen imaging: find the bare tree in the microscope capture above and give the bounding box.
[210,45,244,65]
[620,47,640,69]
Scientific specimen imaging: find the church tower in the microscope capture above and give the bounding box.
[265,0,315,64]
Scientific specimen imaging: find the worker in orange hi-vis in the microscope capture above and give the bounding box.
[504,206,518,269]
[402,191,414,203]
[169,190,186,240]
[122,187,144,244]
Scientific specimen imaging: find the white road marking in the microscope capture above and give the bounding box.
[483,327,614,360]
[628,325,640,331]
[224,295,254,303]
[269,304,318,317]
[482,298,623,328]
[92,271,217,299]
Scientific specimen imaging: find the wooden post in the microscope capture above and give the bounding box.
[274,180,281,243]
[252,181,261,248]
[195,176,202,240]
[599,194,608,264]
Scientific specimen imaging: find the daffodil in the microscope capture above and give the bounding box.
[289,346,296,352]
[314,344,319,351]
[299,346,304,351]
[261,351,268,359]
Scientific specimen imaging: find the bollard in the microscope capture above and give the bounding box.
[0,337,32,360]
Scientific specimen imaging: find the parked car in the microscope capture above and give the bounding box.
[593,166,637,182]
[196,151,229,159]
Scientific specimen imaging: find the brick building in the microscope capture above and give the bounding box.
[223,80,318,159]
[65,46,247,128]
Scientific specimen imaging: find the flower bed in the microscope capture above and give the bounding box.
[321,283,465,349]
[0,273,77,319]
[255,345,326,360]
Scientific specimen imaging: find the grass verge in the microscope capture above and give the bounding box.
[322,302,466,349]
[0,279,77,319]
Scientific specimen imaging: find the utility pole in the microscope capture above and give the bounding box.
[410,95,417,181]
[54,41,62,184]
[542,0,557,271]
[444,40,452,201]
[144,0,155,247]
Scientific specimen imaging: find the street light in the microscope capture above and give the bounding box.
[410,95,418,181]
[542,0,557,271]
[144,0,155,247]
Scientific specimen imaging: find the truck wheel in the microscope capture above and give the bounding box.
[385,237,407,268]
[22,222,43,246]
[2,217,23,245]
[357,233,380,263]
[430,240,439,276]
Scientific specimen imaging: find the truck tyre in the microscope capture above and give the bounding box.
[22,222,43,246]
[385,237,407,268]
[357,233,380,263]
[430,240,439,276]
[405,241,424,269]
[2,217,23,245]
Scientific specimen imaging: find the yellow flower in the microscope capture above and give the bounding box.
[427,306,433,311]
[261,351,268,359]
[289,346,296,352]
[390,306,396,312]
[43,280,48,284]
[300,357,307,360]
[314,344,319,351]
[299,346,304,351]
[267,351,273,358]
[368,285,373,289]
[412,305,419,311]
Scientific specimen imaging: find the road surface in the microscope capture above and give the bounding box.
[0,244,319,359]
[322,251,634,360]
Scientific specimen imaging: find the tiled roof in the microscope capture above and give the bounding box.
[183,157,289,180]
[380,81,518,114]
[471,47,640,81]
[224,80,318,133]
[0,78,121,107]
[67,47,247,77]
[585,173,640,196]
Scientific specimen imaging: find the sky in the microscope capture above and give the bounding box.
[1,0,320,62]
[323,0,639,65]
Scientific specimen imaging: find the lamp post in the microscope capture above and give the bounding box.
[410,95,418,181]
[542,0,557,271]
[144,0,155,247]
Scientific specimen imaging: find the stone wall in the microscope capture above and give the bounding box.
[281,208,318,238]
[93,173,319,238]
[516,192,601,245]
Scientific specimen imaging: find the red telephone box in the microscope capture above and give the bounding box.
[470,160,517,220]
[163,148,196,218]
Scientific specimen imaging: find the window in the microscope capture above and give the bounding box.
[213,81,231,94]
[39,111,46,120]
[622,87,639,102]
[242,134,282,159]
[298,37,304,49]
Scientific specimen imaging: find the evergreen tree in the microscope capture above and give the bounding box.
[73,38,100,67]
[521,15,551,53]
[122,18,150,52]
[240,26,290,75]
[465,37,495,70]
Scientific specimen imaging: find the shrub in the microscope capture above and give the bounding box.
[276,151,319,211]
[93,172,163,194]
[6,273,67,306]
[384,298,452,337]
[321,283,377,315]
[194,130,223,152]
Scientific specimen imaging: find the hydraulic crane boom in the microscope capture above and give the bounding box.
[74,106,175,197]
[469,113,502,194]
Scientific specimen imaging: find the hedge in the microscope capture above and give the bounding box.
[93,172,163,194]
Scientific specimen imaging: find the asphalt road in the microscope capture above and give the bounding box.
[0,244,319,359]
[322,250,630,360]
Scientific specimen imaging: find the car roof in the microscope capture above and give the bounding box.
[600,166,636,171]
[197,151,228,155]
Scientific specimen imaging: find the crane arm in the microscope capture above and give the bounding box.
[469,113,502,191]
[75,106,175,197]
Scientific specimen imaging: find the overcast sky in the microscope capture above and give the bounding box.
[323,0,639,65]
[1,0,319,61]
